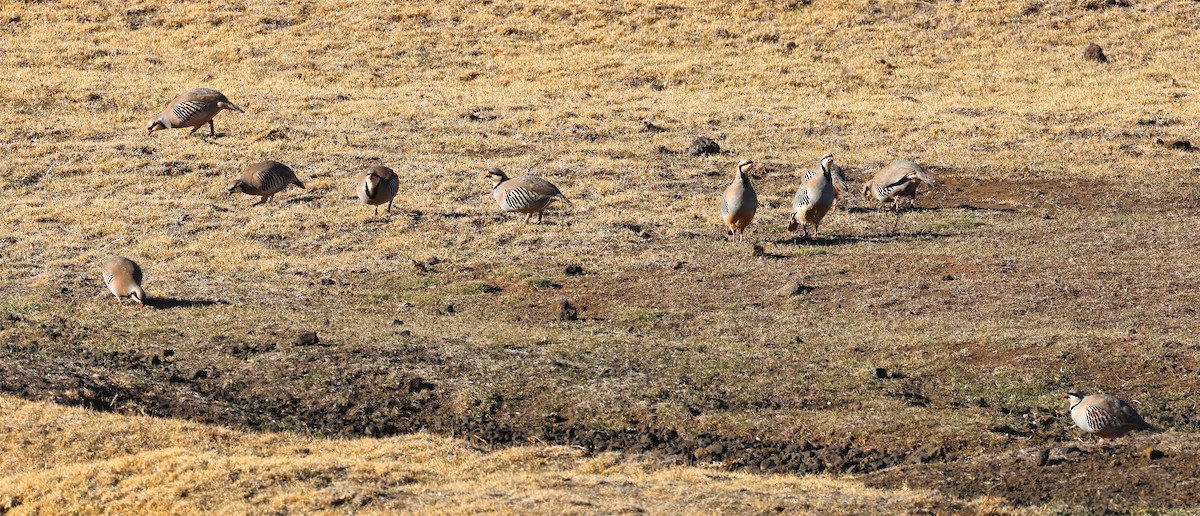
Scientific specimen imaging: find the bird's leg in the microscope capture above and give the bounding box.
[189,125,202,135]
[374,206,379,217]
[523,213,531,224]
[208,120,216,137]
[251,196,267,207]
[891,207,901,235]
[386,201,393,214]
[536,212,544,224]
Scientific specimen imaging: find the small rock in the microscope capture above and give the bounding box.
[557,300,579,322]
[686,136,721,156]
[1083,43,1108,63]
[444,304,455,314]
[1142,447,1165,460]
[1018,447,1050,466]
[564,264,584,276]
[874,367,888,379]
[1049,444,1084,461]
[987,424,1024,436]
[294,331,319,346]
[643,121,668,133]
[775,282,813,297]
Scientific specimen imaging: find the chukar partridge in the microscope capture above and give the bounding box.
[1064,391,1157,440]
[226,160,306,206]
[146,88,243,137]
[862,160,934,233]
[100,256,145,308]
[788,154,838,237]
[357,165,400,215]
[719,160,758,242]
[486,168,571,223]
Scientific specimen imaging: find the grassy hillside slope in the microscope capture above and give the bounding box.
[1,0,1199,512]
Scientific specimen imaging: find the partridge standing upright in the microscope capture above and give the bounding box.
[719,160,758,243]
[357,165,400,215]
[788,154,838,237]
[227,160,305,206]
[1064,391,1157,441]
[487,168,571,223]
[862,159,934,233]
[146,88,243,137]
[100,256,146,308]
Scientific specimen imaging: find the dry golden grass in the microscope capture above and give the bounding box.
[0,394,958,514]
[2,0,1200,511]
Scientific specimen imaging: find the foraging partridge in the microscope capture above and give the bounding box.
[100,256,145,307]
[146,88,243,137]
[357,165,400,215]
[862,159,934,233]
[486,168,571,223]
[788,154,838,237]
[719,160,758,242]
[1064,391,1157,440]
[227,160,305,206]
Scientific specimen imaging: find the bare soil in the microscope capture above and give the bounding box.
[4,172,1198,511]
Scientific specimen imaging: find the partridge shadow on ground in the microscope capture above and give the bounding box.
[145,298,228,310]
[771,230,954,247]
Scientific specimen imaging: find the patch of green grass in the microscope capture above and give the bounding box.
[613,308,664,324]
[0,300,44,316]
[928,214,985,231]
[523,278,559,290]
[794,246,829,257]
[447,281,502,295]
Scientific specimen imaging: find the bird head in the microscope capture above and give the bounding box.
[486,168,509,187]
[736,160,756,177]
[861,182,872,200]
[130,286,146,308]
[146,117,166,136]
[1063,390,1086,403]
[819,153,835,171]
[225,180,245,195]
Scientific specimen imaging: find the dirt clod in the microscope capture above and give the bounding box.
[775,282,813,297]
[294,332,319,346]
[686,136,720,156]
[557,300,579,322]
[1083,43,1108,63]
